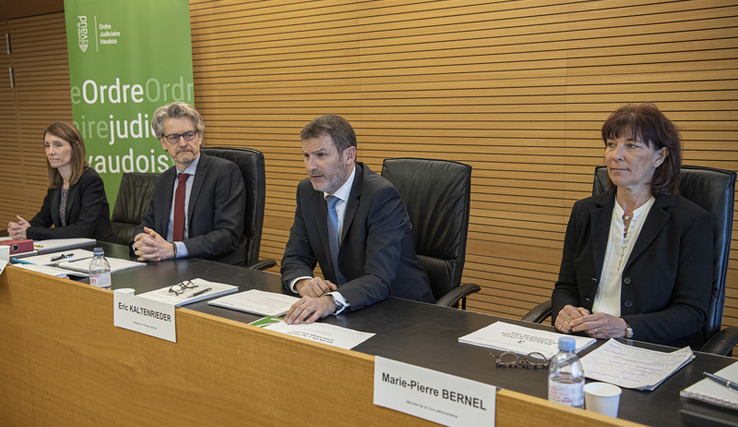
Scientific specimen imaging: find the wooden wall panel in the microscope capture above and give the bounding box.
[0,1,736,347]
[1,12,72,224]
[189,0,738,331]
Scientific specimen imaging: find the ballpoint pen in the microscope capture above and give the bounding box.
[191,287,212,297]
[704,372,738,392]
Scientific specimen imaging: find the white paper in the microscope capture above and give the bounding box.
[137,278,238,306]
[32,238,96,254]
[0,259,8,275]
[114,291,176,342]
[251,317,374,350]
[60,256,145,273]
[459,321,596,358]
[15,263,87,277]
[580,338,694,390]
[208,289,300,316]
[374,357,496,427]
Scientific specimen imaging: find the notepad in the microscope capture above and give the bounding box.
[208,289,300,317]
[682,362,738,410]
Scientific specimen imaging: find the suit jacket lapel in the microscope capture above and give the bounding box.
[51,188,61,226]
[188,153,208,221]
[591,189,615,281]
[158,167,176,233]
[341,163,363,243]
[625,194,672,270]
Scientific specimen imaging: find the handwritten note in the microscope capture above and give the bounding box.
[580,339,694,390]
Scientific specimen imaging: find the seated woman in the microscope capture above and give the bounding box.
[7,122,117,242]
[552,103,712,349]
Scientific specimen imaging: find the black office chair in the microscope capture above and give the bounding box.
[381,158,481,309]
[522,165,738,355]
[110,172,159,244]
[201,147,275,270]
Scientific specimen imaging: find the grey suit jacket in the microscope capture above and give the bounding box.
[551,188,712,348]
[134,152,246,265]
[281,162,434,308]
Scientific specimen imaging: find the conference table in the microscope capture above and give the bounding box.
[2,242,738,427]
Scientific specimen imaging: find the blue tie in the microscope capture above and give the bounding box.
[326,195,346,286]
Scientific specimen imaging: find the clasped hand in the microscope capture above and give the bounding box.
[7,215,30,240]
[554,305,626,339]
[132,227,175,261]
[284,278,339,325]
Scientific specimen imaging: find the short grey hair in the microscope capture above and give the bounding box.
[151,102,205,139]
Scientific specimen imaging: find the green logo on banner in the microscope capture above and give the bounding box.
[64,0,194,207]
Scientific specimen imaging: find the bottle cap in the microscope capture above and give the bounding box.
[558,336,576,351]
[93,247,104,256]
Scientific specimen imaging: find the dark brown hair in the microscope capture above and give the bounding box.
[44,122,88,188]
[300,114,357,154]
[601,103,681,195]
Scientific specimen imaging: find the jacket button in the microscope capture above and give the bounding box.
[623,277,631,285]
[624,300,633,308]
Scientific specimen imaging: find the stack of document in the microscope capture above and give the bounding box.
[137,278,238,306]
[32,238,96,254]
[12,249,145,276]
[208,289,300,317]
[250,316,375,350]
[458,321,596,358]
[682,362,738,409]
[580,339,694,390]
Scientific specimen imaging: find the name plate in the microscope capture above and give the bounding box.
[374,357,496,427]
[114,291,176,342]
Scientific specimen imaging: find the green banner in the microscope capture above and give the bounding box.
[64,0,194,207]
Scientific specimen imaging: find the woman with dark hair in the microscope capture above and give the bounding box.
[551,103,712,348]
[7,122,117,242]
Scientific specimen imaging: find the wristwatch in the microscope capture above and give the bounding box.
[328,294,347,314]
[625,324,634,339]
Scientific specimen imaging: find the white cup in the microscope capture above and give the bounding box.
[114,288,135,295]
[0,245,9,262]
[584,382,622,418]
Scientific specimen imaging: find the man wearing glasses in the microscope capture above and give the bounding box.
[132,102,246,264]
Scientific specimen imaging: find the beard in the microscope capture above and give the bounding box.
[309,163,348,194]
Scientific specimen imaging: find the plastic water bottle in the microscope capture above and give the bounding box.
[89,247,111,289]
[548,336,585,408]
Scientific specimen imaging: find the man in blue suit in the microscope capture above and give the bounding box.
[281,115,434,324]
[132,102,246,265]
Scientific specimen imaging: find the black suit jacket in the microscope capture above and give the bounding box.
[27,167,117,242]
[281,162,434,308]
[551,188,712,348]
[134,153,246,265]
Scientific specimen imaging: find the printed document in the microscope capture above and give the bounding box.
[208,289,300,317]
[251,316,375,350]
[138,278,238,306]
[459,321,595,358]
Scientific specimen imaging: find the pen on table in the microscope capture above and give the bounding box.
[10,258,33,265]
[704,372,738,392]
[33,244,43,248]
[191,287,212,297]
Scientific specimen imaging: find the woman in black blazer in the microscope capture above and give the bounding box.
[551,104,712,348]
[7,122,117,242]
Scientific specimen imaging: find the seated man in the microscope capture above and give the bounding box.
[132,102,246,265]
[281,114,434,324]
